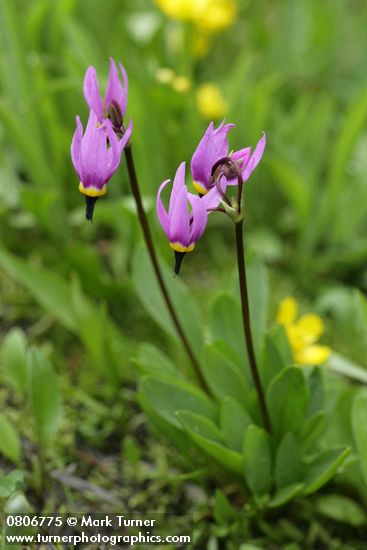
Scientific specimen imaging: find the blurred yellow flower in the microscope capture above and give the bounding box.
[196,83,228,120]
[154,0,202,21]
[276,297,331,366]
[155,67,175,84]
[155,68,191,93]
[154,0,237,32]
[195,0,237,32]
[172,75,192,93]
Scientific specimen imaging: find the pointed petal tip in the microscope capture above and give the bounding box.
[83,67,104,120]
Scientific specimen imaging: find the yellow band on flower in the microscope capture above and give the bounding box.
[79,182,107,197]
[170,242,195,253]
[193,181,208,195]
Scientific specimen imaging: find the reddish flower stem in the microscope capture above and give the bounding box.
[212,156,271,432]
[235,220,271,432]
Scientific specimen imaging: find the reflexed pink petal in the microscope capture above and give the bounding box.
[156,179,171,236]
[225,147,252,186]
[241,132,266,182]
[187,193,208,243]
[191,121,235,190]
[168,162,186,219]
[83,66,104,121]
[71,116,83,177]
[169,186,190,246]
[232,147,251,169]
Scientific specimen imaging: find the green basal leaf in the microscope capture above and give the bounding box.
[316,494,367,527]
[176,410,223,443]
[0,470,23,498]
[220,396,252,452]
[135,343,177,377]
[1,328,28,394]
[138,389,190,452]
[212,256,268,358]
[302,446,351,495]
[352,389,367,487]
[306,367,324,417]
[246,255,269,352]
[275,433,303,489]
[202,342,251,405]
[139,376,217,430]
[28,347,63,445]
[300,411,326,452]
[0,414,21,463]
[176,410,243,475]
[268,483,305,509]
[243,424,272,496]
[260,333,285,389]
[213,489,233,525]
[269,325,294,366]
[266,366,309,440]
[210,292,246,362]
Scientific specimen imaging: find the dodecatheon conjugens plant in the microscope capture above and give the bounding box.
[191,121,266,196]
[71,109,129,220]
[156,122,271,430]
[73,58,208,393]
[157,162,217,274]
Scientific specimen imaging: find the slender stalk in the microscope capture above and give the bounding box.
[124,145,210,394]
[235,221,271,432]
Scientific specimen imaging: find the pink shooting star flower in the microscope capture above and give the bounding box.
[191,121,266,195]
[157,161,217,274]
[71,109,131,220]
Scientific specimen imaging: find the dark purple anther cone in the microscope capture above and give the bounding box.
[174,251,186,275]
[85,196,98,221]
